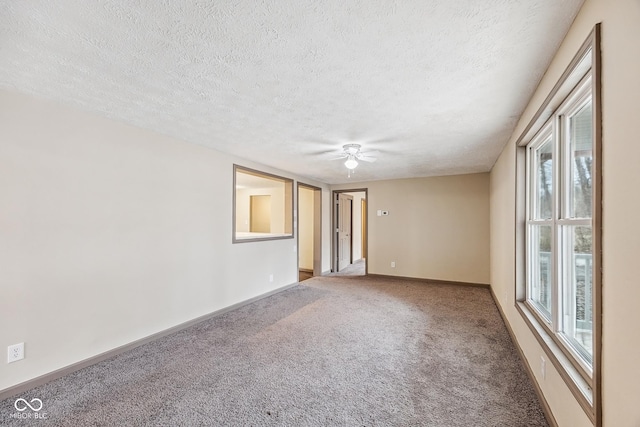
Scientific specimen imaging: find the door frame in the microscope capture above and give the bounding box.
[331,188,368,274]
[297,182,322,278]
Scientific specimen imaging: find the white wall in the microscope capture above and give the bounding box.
[333,174,490,284]
[490,1,640,425]
[0,90,330,393]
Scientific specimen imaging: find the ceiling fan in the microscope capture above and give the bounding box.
[334,144,378,177]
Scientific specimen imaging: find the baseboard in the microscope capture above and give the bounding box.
[367,273,490,289]
[298,268,313,273]
[0,282,300,402]
[488,287,559,427]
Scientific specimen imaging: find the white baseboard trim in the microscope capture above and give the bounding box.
[0,281,300,401]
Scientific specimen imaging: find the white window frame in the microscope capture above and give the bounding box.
[525,123,554,324]
[556,78,594,374]
[524,74,594,380]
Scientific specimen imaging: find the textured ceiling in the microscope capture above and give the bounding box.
[0,0,583,184]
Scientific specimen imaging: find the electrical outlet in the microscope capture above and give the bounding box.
[269,274,274,283]
[7,343,24,363]
[391,261,396,268]
[540,356,546,380]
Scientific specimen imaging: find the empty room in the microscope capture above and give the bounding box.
[1,0,639,426]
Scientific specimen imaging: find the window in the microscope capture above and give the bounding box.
[233,165,293,243]
[515,25,601,425]
[527,125,554,320]
[526,75,594,369]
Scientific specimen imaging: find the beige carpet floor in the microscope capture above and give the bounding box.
[0,275,548,426]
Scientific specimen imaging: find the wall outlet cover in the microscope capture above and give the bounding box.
[8,343,24,363]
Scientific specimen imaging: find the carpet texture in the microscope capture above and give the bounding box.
[329,259,366,277]
[0,275,548,426]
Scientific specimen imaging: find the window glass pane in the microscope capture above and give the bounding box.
[534,138,553,220]
[529,224,552,317]
[569,101,593,219]
[561,225,593,362]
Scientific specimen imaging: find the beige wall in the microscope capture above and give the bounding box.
[298,187,314,270]
[0,90,331,393]
[333,174,490,284]
[321,190,332,274]
[236,185,286,233]
[490,0,640,425]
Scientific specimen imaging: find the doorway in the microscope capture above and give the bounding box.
[297,183,322,282]
[332,189,367,275]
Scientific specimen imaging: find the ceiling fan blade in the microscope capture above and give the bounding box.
[329,154,349,160]
[308,149,337,156]
[358,155,377,163]
[360,150,380,157]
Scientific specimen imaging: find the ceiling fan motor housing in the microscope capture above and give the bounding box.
[343,143,361,155]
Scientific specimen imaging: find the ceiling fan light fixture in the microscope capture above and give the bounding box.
[344,156,359,170]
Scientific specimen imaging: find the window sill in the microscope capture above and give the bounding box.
[516,301,595,423]
[232,233,294,243]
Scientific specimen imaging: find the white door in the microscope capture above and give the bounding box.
[337,193,353,271]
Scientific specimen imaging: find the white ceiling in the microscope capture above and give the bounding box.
[0,0,584,184]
